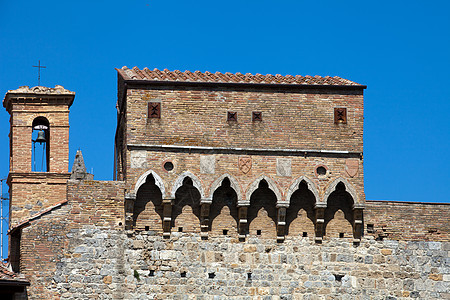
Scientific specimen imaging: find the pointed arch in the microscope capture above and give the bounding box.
[245,175,282,204]
[286,176,319,206]
[209,174,242,203]
[134,170,165,197]
[209,174,240,234]
[324,177,358,204]
[323,177,357,239]
[171,171,205,199]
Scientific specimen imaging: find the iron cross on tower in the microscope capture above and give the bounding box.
[32,60,46,86]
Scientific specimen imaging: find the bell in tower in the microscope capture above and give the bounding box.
[31,117,49,172]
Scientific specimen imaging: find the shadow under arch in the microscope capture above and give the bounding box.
[247,179,278,236]
[245,175,282,205]
[285,180,316,236]
[209,173,242,203]
[172,177,202,232]
[324,181,355,237]
[171,171,205,199]
[209,177,239,234]
[134,169,165,197]
[133,173,163,230]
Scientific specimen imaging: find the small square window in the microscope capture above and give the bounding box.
[334,108,347,124]
[252,112,262,122]
[227,111,237,122]
[148,102,161,118]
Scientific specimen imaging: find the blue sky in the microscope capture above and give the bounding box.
[1,0,449,217]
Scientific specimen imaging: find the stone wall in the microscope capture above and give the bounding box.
[51,227,449,300]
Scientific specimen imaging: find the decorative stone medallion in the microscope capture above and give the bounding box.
[345,159,359,177]
[238,156,252,174]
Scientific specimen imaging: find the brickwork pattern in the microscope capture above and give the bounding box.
[365,201,450,242]
[9,173,69,224]
[124,87,364,152]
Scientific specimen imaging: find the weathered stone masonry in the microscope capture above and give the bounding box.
[3,69,450,299]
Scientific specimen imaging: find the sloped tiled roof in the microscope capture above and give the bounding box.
[117,66,363,86]
[0,262,29,284]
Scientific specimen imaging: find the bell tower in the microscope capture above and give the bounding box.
[3,85,75,226]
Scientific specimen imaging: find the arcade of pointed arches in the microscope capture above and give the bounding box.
[128,170,364,243]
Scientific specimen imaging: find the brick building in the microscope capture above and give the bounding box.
[2,68,449,299]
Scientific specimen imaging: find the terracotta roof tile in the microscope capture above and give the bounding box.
[117,67,363,86]
[0,262,29,283]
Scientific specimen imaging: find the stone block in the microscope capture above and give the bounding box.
[130,150,147,169]
[276,158,291,177]
[200,155,215,174]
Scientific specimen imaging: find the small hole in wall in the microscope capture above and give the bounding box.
[339,233,344,238]
[208,272,215,279]
[247,273,252,280]
[145,226,149,231]
[180,271,186,278]
[164,161,174,171]
[178,227,183,232]
[334,274,345,281]
[302,232,308,237]
[316,166,327,176]
[118,222,122,226]
[367,224,374,233]
[149,270,155,277]
[223,229,228,235]
[256,230,262,236]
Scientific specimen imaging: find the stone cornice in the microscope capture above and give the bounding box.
[3,85,75,112]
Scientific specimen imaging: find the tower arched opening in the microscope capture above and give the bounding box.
[31,116,50,172]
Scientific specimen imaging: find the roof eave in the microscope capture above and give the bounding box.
[121,78,367,90]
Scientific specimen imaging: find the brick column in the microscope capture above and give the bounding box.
[124,192,136,230]
[238,206,248,242]
[200,198,212,240]
[276,206,287,243]
[353,204,364,245]
[162,198,173,238]
[314,203,326,244]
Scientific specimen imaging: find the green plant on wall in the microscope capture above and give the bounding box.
[134,269,140,281]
